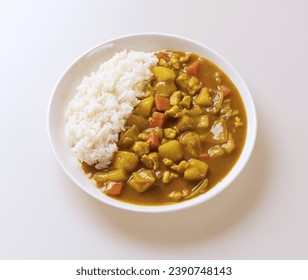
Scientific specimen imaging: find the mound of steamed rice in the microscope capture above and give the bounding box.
[65,50,158,169]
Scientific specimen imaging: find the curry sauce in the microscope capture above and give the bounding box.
[82,50,247,205]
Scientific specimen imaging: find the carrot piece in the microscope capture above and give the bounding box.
[218,85,231,97]
[147,131,160,150]
[198,153,209,161]
[156,52,170,62]
[186,60,199,77]
[105,181,123,196]
[150,112,166,128]
[154,96,171,111]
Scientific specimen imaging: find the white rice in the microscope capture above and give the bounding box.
[65,50,158,169]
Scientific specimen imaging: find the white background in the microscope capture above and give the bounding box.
[0,0,307,259]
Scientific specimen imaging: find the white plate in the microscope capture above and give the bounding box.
[47,33,257,213]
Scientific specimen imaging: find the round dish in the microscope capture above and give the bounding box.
[47,33,257,213]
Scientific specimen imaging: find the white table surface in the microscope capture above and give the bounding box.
[1,0,307,260]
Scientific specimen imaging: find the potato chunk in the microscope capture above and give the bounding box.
[176,114,198,132]
[184,159,208,181]
[158,140,183,162]
[128,169,155,192]
[196,115,209,129]
[111,151,138,172]
[126,115,148,130]
[118,125,139,149]
[93,169,128,182]
[152,66,176,82]
[195,87,213,106]
[155,80,176,97]
[133,95,154,117]
[222,133,235,153]
[207,91,224,114]
[208,145,224,157]
[186,105,204,116]
[179,132,202,158]
[204,118,228,144]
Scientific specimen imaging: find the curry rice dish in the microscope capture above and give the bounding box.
[65,49,247,205]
